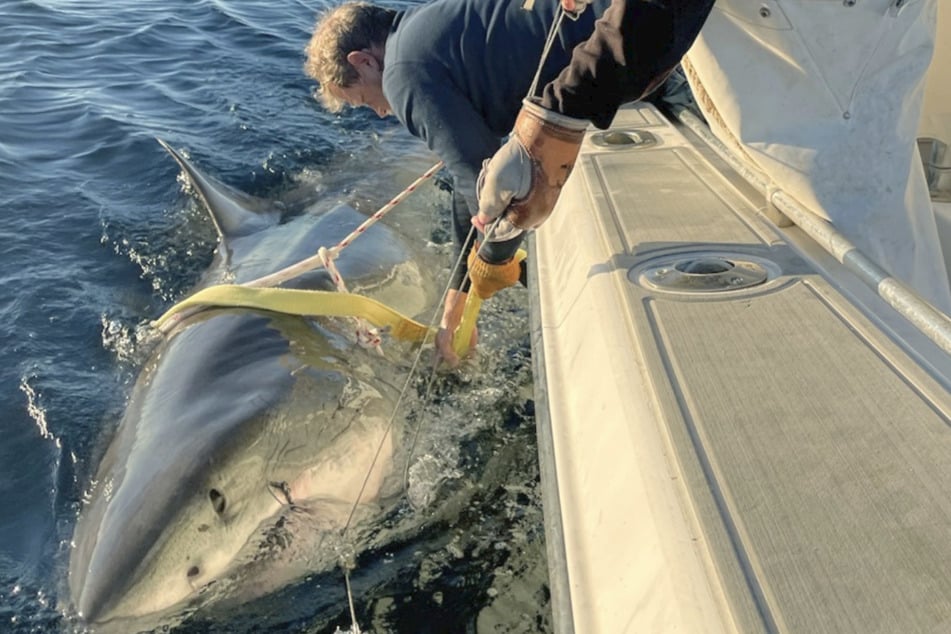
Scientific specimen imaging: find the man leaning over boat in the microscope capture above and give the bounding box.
[305,0,716,365]
[481,0,951,314]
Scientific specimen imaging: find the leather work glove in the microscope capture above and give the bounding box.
[466,247,525,300]
[476,98,587,232]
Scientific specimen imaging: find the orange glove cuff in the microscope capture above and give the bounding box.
[466,248,522,300]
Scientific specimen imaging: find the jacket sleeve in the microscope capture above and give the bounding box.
[540,0,715,129]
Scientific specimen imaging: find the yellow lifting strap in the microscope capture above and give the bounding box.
[451,248,527,358]
[154,285,435,343]
[451,293,483,359]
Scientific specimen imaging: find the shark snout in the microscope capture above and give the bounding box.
[76,591,105,625]
[72,555,119,624]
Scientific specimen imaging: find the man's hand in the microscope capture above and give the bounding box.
[477,99,587,231]
[561,0,589,18]
[434,289,477,368]
[475,136,533,227]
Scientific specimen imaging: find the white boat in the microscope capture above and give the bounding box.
[529,1,951,631]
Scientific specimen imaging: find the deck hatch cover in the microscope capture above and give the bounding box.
[633,254,774,293]
[590,129,658,149]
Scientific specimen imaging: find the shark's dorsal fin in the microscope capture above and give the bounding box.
[157,139,280,240]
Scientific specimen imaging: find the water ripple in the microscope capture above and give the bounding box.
[0,0,544,630]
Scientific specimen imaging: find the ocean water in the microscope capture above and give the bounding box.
[0,1,549,631]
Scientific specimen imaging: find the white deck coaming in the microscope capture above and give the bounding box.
[531,105,753,634]
[531,102,951,634]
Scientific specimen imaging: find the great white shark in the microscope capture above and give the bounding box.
[68,141,434,629]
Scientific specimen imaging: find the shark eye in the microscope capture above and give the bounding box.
[209,489,226,515]
[187,565,200,579]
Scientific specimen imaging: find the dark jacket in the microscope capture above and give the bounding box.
[383,0,714,281]
[541,0,715,127]
[382,0,608,266]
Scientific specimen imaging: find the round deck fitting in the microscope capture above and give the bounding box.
[590,129,658,149]
[632,254,775,294]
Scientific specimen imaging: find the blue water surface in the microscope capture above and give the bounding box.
[0,1,548,631]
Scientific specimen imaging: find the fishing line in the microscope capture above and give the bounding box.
[527,6,567,99]
[398,219,507,489]
[341,5,564,596]
[339,222,479,536]
[333,222,478,631]
[329,1,566,616]
[336,215,509,630]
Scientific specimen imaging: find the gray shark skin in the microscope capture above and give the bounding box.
[68,141,431,629]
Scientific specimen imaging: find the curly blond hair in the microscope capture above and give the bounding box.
[304,2,396,112]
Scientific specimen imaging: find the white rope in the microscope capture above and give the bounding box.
[343,568,362,634]
[317,247,384,354]
[156,162,444,336]
[342,224,478,537]
[245,161,444,289]
[527,7,567,99]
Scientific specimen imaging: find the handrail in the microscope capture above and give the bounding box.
[670,105,951,356]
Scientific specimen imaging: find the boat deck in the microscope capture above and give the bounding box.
[530,102,951,633]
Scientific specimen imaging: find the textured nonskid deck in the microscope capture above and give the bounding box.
[530,103,951,634]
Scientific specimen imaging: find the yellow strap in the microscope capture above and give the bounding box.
[452,293,483,359]
[451,248,527,358]
[154,285,435,343]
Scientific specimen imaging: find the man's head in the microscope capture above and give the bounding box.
[305,2,395,117]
